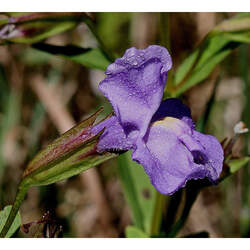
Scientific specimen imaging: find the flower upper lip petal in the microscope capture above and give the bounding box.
[98,45,172,141]
[105,45,172,77]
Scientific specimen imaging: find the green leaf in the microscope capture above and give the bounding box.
[118,152,157,235]
[32,43,111,71]
[228,157,250,174]
[70,48,111,70]
[214,13,250,33]
[97,13,131,52]
[212,14,250,43]
[171,37,238,97]
[169,14,250,97]
[0,13,90,44]
[0,13,113,70]
[173,50,199,86]
[0,205,21,237]
[22,108,116,187]
[125,226,149,238]
[12,21,77,44]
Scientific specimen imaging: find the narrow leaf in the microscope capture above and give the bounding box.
[214,14,250,33]
[10,21,77,44]
[169,14,250,97]
[125,226,149,238]
[0,205,21,238]
[0,13,90,44]
[118,152,157,234]
[32,43,111,70]
[228,157,250,174]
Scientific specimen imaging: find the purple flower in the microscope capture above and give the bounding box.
[92,45,224,195]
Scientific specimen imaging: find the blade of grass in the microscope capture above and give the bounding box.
[117,153,144,230]
[118,152,157,234]
[168,14,250,97]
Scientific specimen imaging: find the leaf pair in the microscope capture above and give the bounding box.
[167,13,250,97]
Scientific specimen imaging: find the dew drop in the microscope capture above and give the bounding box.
[132,60,138,66]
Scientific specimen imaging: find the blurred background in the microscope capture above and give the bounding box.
[0,12,249,237]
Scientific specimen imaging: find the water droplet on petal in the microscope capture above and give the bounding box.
[132,60,138,66]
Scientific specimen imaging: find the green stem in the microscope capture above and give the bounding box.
[159,13,174,99]
[0,180,29,238]
[117,154,144,231]
[150,192,166,236]
[85,18,115,62]
[164,189,183,234]
[167,186,200,237]
[196,74,222,133]
[159,13,171,52]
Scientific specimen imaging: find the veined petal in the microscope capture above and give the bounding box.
[192,131,224,180]
[133,119,223,195]
[132,125,194,194]
[99,45,172,139]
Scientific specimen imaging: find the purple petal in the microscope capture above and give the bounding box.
[192,131,224,180]
[152,98,194,129]
[132,120,223,195]
[132,125,193,194]
[91,116,134,152]
[99,45,172,139]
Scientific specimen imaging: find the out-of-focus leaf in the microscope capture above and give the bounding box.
[118,153,144,230]
[20,47,54,66]
[195,75,221,133]
[212,13,250,43]
[10,21,77,44]
[22,108,116,187]
[118,152,157,234]
[182,231,209,238]
[27,103,46,158]
[32,43,111,71]
[0,13,90,44]
[0,67,21,182]
[166,184,200,237]
[125,226,149,238]
[0,65,9,105]
[0,21,76,44]
[228,157,250,174]
[0,205,21,238]
[97,13,131,53]
[168,14,250,97]
[213,13,250,32]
